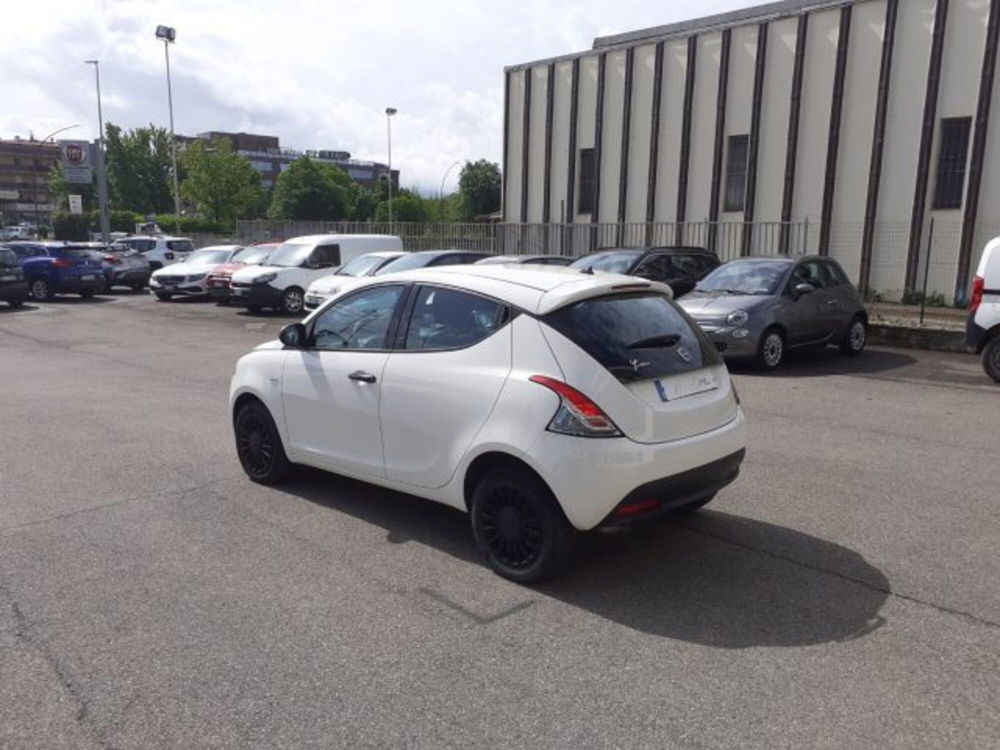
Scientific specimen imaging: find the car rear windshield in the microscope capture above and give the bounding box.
[0,249,18,267]
[337,253,391,277]
[542,293,721,382]
[569,250,643,275]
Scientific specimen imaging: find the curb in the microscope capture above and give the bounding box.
[868,323,967,353]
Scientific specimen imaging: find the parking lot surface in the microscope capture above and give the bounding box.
[1,293,998,749]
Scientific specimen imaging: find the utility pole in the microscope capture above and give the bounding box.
[156,25,181,234]
[85,60,111,243]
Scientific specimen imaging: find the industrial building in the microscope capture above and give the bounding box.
[0,138,60,228]
[503,0,1000,303]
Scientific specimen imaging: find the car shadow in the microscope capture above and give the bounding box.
[728,346,917,377]
[277,467,889,649]
[36,295,117,304]
[0,302,41,314]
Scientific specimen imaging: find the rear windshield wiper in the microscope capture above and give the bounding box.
[626,333,681,350]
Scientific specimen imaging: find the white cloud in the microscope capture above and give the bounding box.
[1,0,752,191]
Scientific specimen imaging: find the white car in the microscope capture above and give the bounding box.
[149,245,244,300]
[304,250,406,310]
[230,234,404,315]
[229,266,747,582]
[967,237,1000,382]
[119,235,195,270]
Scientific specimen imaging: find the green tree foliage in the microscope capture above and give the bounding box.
[267,157,354,220]
[48,165,97,213]
[458,159,501,220]
[374,190,430,222]
[180,139,264,228]
[105,123,175,214]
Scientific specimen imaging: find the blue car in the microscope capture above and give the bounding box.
[6,242,105,300]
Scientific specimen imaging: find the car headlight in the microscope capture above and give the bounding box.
[726,310,749,327]
[253,272,277,284]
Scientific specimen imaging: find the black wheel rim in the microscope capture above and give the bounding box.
[237,412,274,477]
[478,485,543,570]
[284,291,303,313]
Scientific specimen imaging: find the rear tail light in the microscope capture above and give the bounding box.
[103,254,122,264]
[613,499,661,518]
[529,375,622,437]
[165,252,175,260]
[969,275,985,313]
[51,258,73,269]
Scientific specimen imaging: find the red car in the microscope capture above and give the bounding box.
[206,244,278,304]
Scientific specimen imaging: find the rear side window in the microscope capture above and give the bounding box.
[167,240,194,253]
[824,261,850,286]
[0,249,18,266]
[542,293,721,382]
[404,286,507,351]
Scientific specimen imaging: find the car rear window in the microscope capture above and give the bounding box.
[167,240,194,253]
[542,293,721,382]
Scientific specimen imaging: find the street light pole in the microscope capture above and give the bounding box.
[33,124,79,236]
[85,60,111,243]
[156,25,181,234]
[385,107,396,228]
[439,160,460,221]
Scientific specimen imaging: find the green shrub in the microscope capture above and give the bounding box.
[51,213,91,241]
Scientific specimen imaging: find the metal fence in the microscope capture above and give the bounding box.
[234,219,810,259]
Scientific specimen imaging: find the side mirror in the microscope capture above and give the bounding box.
[793,282,816,297]
[279,323,307,348]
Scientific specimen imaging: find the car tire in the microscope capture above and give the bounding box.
[839,315,867,356]
[131,283,145,292]
[982,337,1000,383]
[29,278,51,301]
[471,466,576,583]
[756,327,785,370]
[280,287,305,315]
[9,298,24,308]
[234,401,290,484]
[155,292,172,301]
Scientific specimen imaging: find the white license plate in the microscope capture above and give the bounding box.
[0,275,15,282]
[80,275,95,281]
[654,371,719,402]
[232,288,247,295]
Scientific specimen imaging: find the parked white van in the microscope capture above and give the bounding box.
[967,237,1000,383]
[228,234,403,314]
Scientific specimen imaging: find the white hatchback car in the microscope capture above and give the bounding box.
[967,236,1000,382]
[229,266,747,581]
[149,245,244,300]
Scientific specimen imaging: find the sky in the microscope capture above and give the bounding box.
[1,0,755,193]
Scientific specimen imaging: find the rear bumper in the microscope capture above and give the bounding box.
[967,316,987,353]
[53,276,103,294]
[530,408,748,531]
[109,268,151,286]
[229,283,283,308]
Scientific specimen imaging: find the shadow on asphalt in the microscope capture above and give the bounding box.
[279,467,889,649]
[0,302,42,314]
[31,294,118,305]
[728,346,917,377]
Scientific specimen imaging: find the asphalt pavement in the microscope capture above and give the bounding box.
[0,292,997,749]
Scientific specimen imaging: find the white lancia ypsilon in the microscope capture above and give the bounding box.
[229,266,747,582]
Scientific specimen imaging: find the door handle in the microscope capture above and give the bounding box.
[825,300,838,305]
[348,370,377,384]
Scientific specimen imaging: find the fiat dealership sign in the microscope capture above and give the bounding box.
[60,140,93,184]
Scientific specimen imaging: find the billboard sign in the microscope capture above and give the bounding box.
[60,140,93,184]
[68,194,83,214]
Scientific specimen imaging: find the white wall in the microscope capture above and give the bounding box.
[685,32,723,231]
[756,17,799,224]
[828,0,886,281]
[525,66,548,223]
[625,45,656,223]
[548,61,573,224]
[653,39,690,223]
[599,50,627,224]
[792,8,841,252]
[504,70,524,223]
[574,56,598,223]
[720,24,758,221]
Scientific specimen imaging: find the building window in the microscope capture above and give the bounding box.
[724,135,749,213]
[577,148,596,215]
[933,117,972,210]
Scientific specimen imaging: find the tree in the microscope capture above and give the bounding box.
[104,123,174,215]
[48,164,97,214]
[374,191,429,222]
[180,139,263,227]
[267,157,354,220]
[458,159,501,220]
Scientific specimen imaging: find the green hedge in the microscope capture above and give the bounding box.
[52,213,92,241]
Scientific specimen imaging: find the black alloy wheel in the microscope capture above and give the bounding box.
[471,468,575,583]
[234,402,290,484]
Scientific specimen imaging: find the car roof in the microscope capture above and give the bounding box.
[356,264,673,315]
[725,254,825,264]
[284,234,401,243]
[126,235,192,241]
[588,246,713,256]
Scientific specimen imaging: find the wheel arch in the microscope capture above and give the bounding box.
[978,323,1000,354]
[462,451,555,513]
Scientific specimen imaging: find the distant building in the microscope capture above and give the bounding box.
[195,131,399,191]
[0,138,61,227]
[503,0,1000,304]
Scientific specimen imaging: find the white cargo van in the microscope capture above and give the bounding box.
[228,234,403,314]
[967,237,1000,383]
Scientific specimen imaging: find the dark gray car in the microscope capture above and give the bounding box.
[678,256,868,369]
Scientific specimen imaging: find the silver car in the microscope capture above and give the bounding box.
[678,256,868,369]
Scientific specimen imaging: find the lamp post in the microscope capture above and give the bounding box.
[385,107,396,227]
[34,124,79,235]
[438,160,460,221]
[84,60,111,243]
[155,25,181,234]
